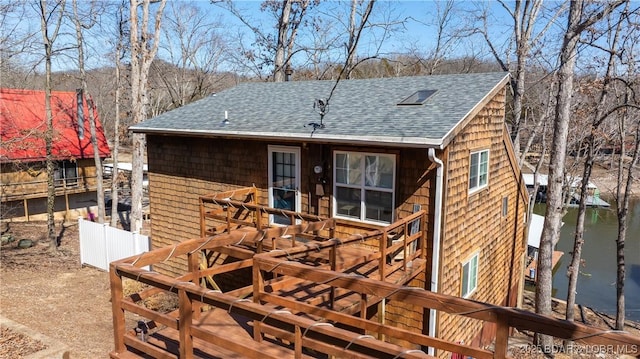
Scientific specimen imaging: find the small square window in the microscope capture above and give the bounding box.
[461,253,479,298]
[502,196,508,217]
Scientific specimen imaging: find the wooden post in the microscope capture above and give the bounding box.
[419,212,427,260]
[226,203,232,233]
[360,293,367,320]
[199,198,205,237]
[380,231,387,281]
[64,190,70,222]
[178,288,194,358]
[403,221,408,271]
[253,264,264,342]
[330,242,337,271]
[23,198,29,222]
[294,325,302,358]
[378,298,386,341]
[494,312,509,358]
[109,264,126,354]
[257,239,263,254]
[330,243,337,309]
[256,208,263,230]
[187,252,201,320]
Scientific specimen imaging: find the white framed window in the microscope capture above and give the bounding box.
[469,149,489,192]
[333,151,395,224]
[461,252,479,298]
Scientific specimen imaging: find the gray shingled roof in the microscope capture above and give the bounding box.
[131,72,509,148]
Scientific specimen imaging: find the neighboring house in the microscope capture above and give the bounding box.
[0,88,111,221]
[130,72,529,351]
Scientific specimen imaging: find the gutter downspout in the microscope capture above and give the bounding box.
[427,148,444,357]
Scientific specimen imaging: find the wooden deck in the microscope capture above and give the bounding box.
[121,308,325,359]
[109,187,640,359]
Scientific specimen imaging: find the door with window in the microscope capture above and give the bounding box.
[268,146,301,225]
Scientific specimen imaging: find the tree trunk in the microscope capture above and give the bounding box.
[45,59,56,249]
[615,206,626,330]
[72,0,105,223]
[345,0,358,79]
[536,1,626,350]
[564,148,591,323]
[38,0,65,251]
[565,6,622,340]
[129,0,166,233]
[615,110,639,329]
[130,133,145,232]
[273,0,292,82]
[535,0,582,351]
[110,1,125,227]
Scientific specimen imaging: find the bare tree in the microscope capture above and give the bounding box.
[612,13,640,328]
[614,90,639,330]
[305,0,375,133]
[38,0,66,251]
[304,0,405,80]
[129,0,166,233]
[565,6,626,338]
[407,0,458,76]
[71,0,106,223]
[1,2,39,87]
[475,1,564,157]
[110,0,128,227]
[152,1,227,111]
[216,0,312,82]
[343,0,375,79]
[565,12,622,346]
[535,0,626,350]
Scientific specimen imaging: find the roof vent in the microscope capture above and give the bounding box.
[397,90,437,106]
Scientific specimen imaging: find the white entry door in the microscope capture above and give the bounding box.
[268,146,301,225]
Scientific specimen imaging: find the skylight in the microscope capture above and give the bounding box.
[397,90,437,105]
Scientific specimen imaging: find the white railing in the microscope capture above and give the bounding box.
[78,218,149,271]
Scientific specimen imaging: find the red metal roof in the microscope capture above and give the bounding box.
[0,88,111,163]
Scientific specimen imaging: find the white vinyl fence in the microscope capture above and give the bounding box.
[79,218,149,271]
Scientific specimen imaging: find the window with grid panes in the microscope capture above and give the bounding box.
[469,149,489,192]
[461,253,479,298]
[334,151,395,223]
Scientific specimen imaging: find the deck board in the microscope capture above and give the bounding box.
[135,307,319,359]
[271,257,427,315]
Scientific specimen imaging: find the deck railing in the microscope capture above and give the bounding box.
[1,175,108,201]
[108,187,640,359]
[110,222,640,359]
[199,187,335,250]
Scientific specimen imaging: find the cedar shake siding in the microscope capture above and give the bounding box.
[147,136,437,280]
[437,86,526,349]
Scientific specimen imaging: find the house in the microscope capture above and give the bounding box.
[0,88,111,221]
[128,72,529,354]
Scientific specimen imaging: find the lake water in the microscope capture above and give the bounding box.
[534,198,640,321]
